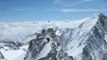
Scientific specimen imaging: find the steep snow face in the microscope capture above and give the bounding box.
[0,20,83,44]
[36,41,53,60]
[58,13,107,60]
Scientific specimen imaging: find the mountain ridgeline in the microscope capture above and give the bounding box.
[24,13,107,60]
[24,28,73,60]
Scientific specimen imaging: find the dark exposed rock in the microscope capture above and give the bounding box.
[0,51,5,59]
[83,46,92,60]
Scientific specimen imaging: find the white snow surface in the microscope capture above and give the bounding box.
[36,41,53,60]
[0,45,28,60]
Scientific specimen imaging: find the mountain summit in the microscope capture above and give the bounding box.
[60,13,107,60]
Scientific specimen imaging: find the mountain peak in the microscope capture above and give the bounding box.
[93,12,106,18]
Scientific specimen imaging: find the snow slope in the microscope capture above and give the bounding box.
[59,13,107,60]
[0,45,28,60]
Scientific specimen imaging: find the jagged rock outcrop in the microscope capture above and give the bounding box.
[24,28,73,60]
[0,51,6,60]
[0,41,20,50]
[0,51,4,59]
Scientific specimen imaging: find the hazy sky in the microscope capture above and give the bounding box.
[0,0,107,21]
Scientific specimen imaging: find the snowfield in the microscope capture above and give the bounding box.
[0,45,28,60]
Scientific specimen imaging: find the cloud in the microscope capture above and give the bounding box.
[12,8,26,11]
[53,0,72,7]
[11,8,33,11]
[71,0,93,6]
[61,8,107,12]
[52,0,107,13]
[53,0,93,7]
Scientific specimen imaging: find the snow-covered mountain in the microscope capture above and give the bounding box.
[24,28,73,60]
[59,13,107,60]
[0,13,107,60]
[24,13,107,60]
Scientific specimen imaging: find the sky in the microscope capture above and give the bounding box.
[0,0,107,22]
